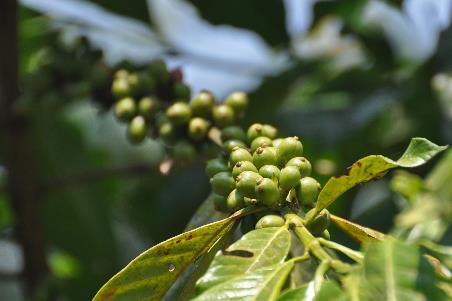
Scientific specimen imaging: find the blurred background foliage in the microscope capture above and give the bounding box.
[1,0,452,300]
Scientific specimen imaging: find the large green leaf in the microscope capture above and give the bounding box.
[196,226,292,292]
[193,261,294,301]
[92,211,244,301]
[278,281,348,301]
[313,138,447,215]
[330,214,385,243]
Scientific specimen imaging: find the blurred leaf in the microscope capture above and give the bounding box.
[49,251,81,279]
[196,226,291,293]
[193,261,294,301]
[278,281,347,301]
[314,138,447,215]
[330,214,385,243]
[93,210,244,301]
[390,170,424,201]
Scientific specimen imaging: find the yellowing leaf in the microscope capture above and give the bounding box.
[330,214,385,243]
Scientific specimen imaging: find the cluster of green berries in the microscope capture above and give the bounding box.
[206,123,325,231]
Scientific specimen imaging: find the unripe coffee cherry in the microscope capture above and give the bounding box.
[200,142,221,160]
[126,73,140,95]
[136,72,155,94]
[243,197,258,207]
[295,177,321,207]
[205,158,229,178]
[222,140,247,154]
[211,193,228,212]
[188,117,210,140]
[236,171,263,198]
[111,77,131,98]
[173,82,191,100]
[173,140,196,163]
[229,148,253,166]
[255,178,280,208]
[226,189,245,212]
[322,229,331,240]
[247,123,264,142]
[232,161,258,179]
[115,97,136,122]
[114,69,129,79]
[259,165,281,179]
[250,136,273,153]
[272,138,283,148]
[148,59,169,83]
[191,91,215,117]
[306,209,330,236]
[255,214,285,229]
[159,122,176,142]
[138,96,160,120]
[262,124,278,139]
[276,137,303,166]
[166,102,191,125]
[224,92,248,114]
[221,126,247,142]
[213,104,235,128]
[127,116,148,144]
[286,157,312,177]
[279,166,301,191]
[253,146,277,169]
[211,172,236,196]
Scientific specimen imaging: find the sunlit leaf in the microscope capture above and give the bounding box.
[196,226,291,292]
[330,214,385,243]
[314,138,447,215]
[92,211,245,301]
[193,261,294,301]
[278,281,347,301]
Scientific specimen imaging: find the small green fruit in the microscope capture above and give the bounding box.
[126,73,140,94]
[114,97,136,122]
[191,91,215,117]
[211,172,236,196]
[259,165,281,179]
[114,69,129,79]
[236,171,262,198]
[138,96,160,120]
[295,177,321,207]
[148,59,169,83]
[159,122,176,142]
[250,136,273,153]
[173,140,196,163]
[279,166,301,191]
[306,209,330,236]
[272,138,283,148]
[136,72,155,94]
[205,158,229,178]
[224,92,248,114]
[213,104,235,128]
[221,126,247,142]
[322,229,331,240]
[232,161,258,179]
[173,82,191,100]
[247,123,264,142]
[276,137,303,166]
[229,148,253,166]
[188,117,210,140]
[111,77,131,98]
[253,146,277,169]
[262,124,278,139]
[226,189,245,212]
[255,178,280,208]
[244,197,258,207]
[200,142,221,160]
[286,157,312,177]
[255,214,285,229]
[127,116,148,144]
[211,193,228,212]
[166,102,191,125]
[222,140,247,154]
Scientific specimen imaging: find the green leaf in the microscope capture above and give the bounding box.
[277,285,308,301]
[330,214,385,243]
[92,211,244,301]
[278,281,347,301]
[314,138,447,215]
[196,226,292,292]
[193,261,294,301]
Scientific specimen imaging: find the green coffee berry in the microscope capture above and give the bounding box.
[166,102,191,125]
[114,97,136,122]
[253,146,277,169]
[276,137,303,166]
[262,124,278,139]
[148,59,169,83]
[205,158,229,178]
[127,116,148,144]
[211,193,228,212]
[111,77,131,98]
[247,123,264,142]
[114,69,129,79]
[222,140,247,154]
[226,189,245,212]
[159,122,175,141]
[272,138,283,148]
[173,82,191,100]
[279,166,301,191]
[191,91,215,117]
[286,157,312,177]
[126,73,140,94]
[259,165,281,179]
[236,171,262,198]
[211,172,236,196]
[212,104,235,128]
[322,229,331,240]
[243,197,258,207]
[221,126,247,142]
[173,140,196,163]
[232,161,258,179]
[200,142,221,160]
[224,92,248,114]
[229,148,253,166]
[138,96,160,120]
[255,178,280,208]
[295,177,321,207]
[250,136,273,153]
[188,117,210,140]
[136,72,155,94]
[306,209,330,236]
[255,214,285,229]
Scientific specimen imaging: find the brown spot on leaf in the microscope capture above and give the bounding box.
[223,250,254,257]
[98,288,116,300]
[186,234,193,240]
[176,239,181,244]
